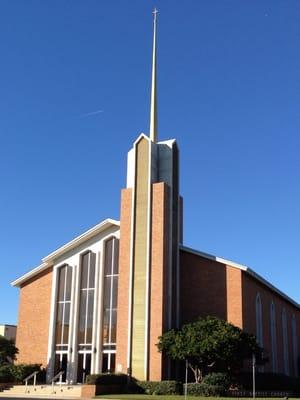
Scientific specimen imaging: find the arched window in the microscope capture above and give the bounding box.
[292,314,298,377]
[270,301,278,372]
[256,293,263,347]
[282,308,289,376]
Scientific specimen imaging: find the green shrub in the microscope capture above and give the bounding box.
[0,365,14,383]
[184,382,225,396]
[202,372,230,389]
[86,373,129,385]
[137,380,182,395]
[10,364,42,383]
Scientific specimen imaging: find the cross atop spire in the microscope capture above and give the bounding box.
[149,8,158,142]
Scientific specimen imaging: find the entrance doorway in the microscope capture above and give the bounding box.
[54,353,68,383]
[102,351,116,373]
[77,352,92,383]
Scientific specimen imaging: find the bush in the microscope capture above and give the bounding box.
[202,372,230,389]
[137,380,182,395]
[184,382,225,396]
[0,365,14,383]
[86,373,129,385]
[10,364,42,383]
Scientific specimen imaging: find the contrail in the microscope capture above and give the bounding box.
[80,109,104,118]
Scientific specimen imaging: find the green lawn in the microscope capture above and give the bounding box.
[95,396,296,400]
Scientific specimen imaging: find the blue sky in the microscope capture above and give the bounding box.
[1,0,300,325]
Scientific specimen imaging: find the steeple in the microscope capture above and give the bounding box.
[149,8,158,142]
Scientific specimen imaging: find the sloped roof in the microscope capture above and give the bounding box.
[11,218,120,287]
[180,245,300,310]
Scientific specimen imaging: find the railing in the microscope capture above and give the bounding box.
[51,371,64,393]
[23,371,39,393]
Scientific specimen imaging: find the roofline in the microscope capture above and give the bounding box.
[0,324,17,328]
[180,245,300,310]
[11,262,49,288]
[11,218,120,288]
[42,218,119,263]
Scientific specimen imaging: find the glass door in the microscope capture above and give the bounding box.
[54,352,68,383]
[77,352,92,383]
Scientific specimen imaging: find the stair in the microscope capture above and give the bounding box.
[0,384,82,398]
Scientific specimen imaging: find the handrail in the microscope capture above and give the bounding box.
[51,370,64,392]
[23,370,39,392]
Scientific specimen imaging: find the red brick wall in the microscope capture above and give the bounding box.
[180,251,244,329]
[180,251,228,324]
[149,182,168,381]
[226,266,243,328]
[242,272,300,376]
[16,267,53,366]
[116,188,132,374]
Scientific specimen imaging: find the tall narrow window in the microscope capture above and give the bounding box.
[292,314,298,377]
[54,265,72,381]
[55,265,72,350]
[77,251,96,383]
[256,293,263,347]
[270,302,278,373]
[102,237,119,372]
[282,308,289,376]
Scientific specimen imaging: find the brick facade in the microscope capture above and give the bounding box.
[242,272,300,376]
[116,188,132,374]
[149,182,169,380]
[180,249,300,378]
[16,267,53,366]
[180,250,227,324]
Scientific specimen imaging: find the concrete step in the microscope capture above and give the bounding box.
[0,384,82,397]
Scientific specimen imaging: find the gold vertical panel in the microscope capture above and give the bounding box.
[132,137,150,379]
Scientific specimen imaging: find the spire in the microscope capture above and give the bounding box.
[149,8,158,142]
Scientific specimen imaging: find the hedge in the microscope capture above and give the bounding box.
[0,365,14,383]
[136,380,182,395]
[86,375,182,396]
[11,364,43,383]
[86,373,128,385]
[184,382,225,396]
[202,372,230,389]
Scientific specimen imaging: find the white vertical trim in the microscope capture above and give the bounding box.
[91,251,100,374]
[95,249,103,374]
[71,257,81,382]
[127,144,137,372]
[67,265,76,383]
[46,266,58,382]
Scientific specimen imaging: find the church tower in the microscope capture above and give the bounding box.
[116,10,183,381]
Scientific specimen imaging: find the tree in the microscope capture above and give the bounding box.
[0,335,18,364]
[157,316,263,383]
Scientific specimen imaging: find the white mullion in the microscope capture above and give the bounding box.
[61,268,67,346]
[108,240,114,344]
[91,251,99,374]
[97,247,105,374]
[84,254,90,346]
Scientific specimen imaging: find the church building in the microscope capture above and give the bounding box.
[12,11,300,384]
